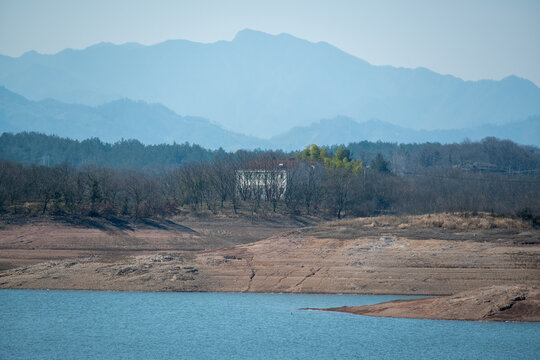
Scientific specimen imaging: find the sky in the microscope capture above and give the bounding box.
[1,0,539,86]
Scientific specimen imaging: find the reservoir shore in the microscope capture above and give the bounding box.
[1,212,539,321]
[304,285,540,322]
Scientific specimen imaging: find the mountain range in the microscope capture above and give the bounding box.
[1,29,540,138]
[272,116,540,150]
[1,86,539,150]
[0,86,261,150]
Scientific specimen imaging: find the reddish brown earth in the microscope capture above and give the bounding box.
[0,213,538,300]
[309,285,540,322]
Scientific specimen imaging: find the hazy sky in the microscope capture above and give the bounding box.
[1,0,539,86]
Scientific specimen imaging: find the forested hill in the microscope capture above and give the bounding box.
[1,132,539,219]
[1,132,540,174]
[0,132,217,168]
[344,138,540,174]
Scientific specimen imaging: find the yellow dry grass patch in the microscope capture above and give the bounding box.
[325,212,531,231]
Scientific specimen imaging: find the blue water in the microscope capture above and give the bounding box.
[1,290,538,359]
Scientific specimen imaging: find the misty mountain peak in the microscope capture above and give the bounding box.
[232,28,304,45]
[500,75,538,90]
[233,28,275,42]
[19,50,41,59]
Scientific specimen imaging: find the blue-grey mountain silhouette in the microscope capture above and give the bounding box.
[270,116,540,150]
[2,87,538,150]
[1,29,539,137]
[0,86,261,150]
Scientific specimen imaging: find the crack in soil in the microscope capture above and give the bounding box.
[275,269,295,288]
[295,267,322,289]
[245,255,256,292]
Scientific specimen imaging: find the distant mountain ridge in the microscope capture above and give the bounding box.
[0,86,262,150]
[1,87,539,150]
[1,29,539,137]
[272,116,540,150]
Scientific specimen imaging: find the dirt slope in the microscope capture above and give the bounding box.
[1,213,538,295]
[0,215,309,270]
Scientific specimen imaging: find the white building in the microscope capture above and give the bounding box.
[236,168,287,200]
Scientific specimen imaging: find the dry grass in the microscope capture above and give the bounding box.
[323,212,532,231]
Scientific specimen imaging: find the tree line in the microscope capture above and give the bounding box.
[346,137,540,174]
[0,132,217,168]
[3,132,540,174]
[1,141,539,220]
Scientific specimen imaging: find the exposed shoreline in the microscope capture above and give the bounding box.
[305,285,540,322]
[1,213,539,305]
[3,284,538,323]
[0,285,443,297]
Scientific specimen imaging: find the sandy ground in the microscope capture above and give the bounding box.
[0,214,311,270]
[0,213,538,297]
[309,285,540,322]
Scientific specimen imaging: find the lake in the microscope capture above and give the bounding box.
[1,290,539,359]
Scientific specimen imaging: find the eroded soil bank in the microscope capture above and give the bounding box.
[0,214,313,270]
[1,213,538,296]
[308,285,540,322]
